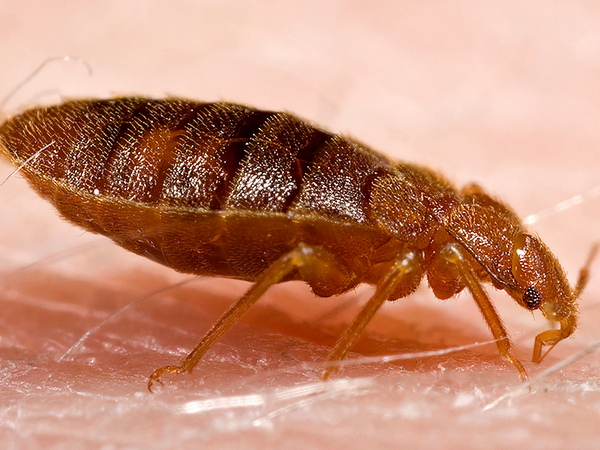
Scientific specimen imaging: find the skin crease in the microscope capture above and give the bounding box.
[0,1,600,448]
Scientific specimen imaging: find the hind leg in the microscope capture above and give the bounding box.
[148,243,355,391]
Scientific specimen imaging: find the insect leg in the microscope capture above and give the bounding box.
[147,242,354,391]
[322,248,423,380]
[439,243,528,380]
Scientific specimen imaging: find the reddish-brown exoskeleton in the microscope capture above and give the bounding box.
[0,98,594,390]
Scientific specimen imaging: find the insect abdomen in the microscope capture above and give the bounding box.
[0,99,406,282]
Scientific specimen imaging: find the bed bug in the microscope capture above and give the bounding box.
[0,98,595,391]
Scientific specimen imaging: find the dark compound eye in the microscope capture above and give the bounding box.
[523,286,542,310]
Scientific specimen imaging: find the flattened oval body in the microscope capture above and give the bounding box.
[0,97,588,388]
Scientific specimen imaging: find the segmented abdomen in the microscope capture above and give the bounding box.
[0,99,393,225]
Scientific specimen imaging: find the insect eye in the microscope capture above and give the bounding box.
[523,286,541,310]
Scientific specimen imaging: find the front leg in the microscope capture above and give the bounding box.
[437,243,528,380]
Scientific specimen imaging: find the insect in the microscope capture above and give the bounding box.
[0,98,595,391]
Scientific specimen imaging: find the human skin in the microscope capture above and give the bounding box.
[0,1,599,448]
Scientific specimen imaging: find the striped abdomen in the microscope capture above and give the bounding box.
[0,99,444,294]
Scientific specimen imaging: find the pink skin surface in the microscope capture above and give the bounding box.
[1,1,600,448]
